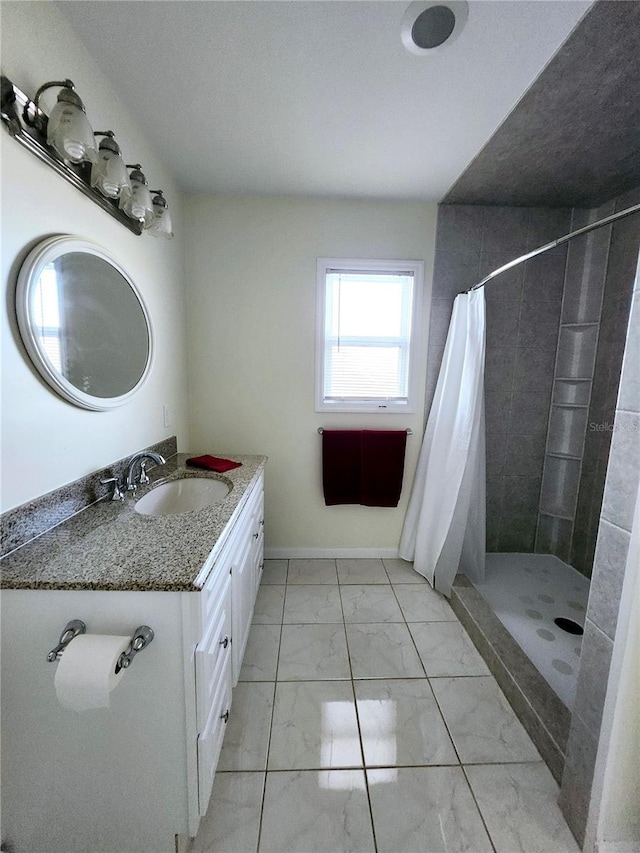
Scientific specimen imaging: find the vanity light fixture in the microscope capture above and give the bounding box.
[120,164,154,226]
[91,131,132,200]
[147,191,174,239]
[35,79,98,165]
[0,74,173,237]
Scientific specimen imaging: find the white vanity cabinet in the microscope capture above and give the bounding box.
[191,470,264,818]
[1,470,265,853]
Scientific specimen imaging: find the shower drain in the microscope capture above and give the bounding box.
[554,617,584,635]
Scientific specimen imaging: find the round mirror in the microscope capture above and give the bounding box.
[16,235,153,410]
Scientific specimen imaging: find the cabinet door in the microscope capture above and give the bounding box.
[231,533,254,685]
[197,654,232,817]
[195,573,232,730]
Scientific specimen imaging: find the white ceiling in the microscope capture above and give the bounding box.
[56,0,592,201]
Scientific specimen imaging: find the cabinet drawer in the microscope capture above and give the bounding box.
[201,545,235,630]
[197,655,232,817]
[196,573,232,728]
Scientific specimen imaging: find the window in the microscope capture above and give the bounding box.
[316,258,423,413]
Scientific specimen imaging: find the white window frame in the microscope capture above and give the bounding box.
[315,257,424,414]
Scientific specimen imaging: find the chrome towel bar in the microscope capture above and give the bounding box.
[318,427,413,435]
[47,619,154,673]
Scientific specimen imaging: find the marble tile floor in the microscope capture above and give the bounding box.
[191,559,579,853]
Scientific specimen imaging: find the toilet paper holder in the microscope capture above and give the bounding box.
[47,620,154,672]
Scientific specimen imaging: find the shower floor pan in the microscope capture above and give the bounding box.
[472,553,589,710]
[450,553,589,782]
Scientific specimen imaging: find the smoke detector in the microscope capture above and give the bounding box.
[401,1,469,55]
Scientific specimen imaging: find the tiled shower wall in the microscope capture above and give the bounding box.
[570,186,640,576]
[427,204,572,552]
[558,250,640,845]
[428,197,639,571]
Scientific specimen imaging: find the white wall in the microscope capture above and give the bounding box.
[185,196,436,554]
[0,2,190,511]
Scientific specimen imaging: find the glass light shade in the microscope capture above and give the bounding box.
[147,202,173,239]
[90,149,131,199]
[120,178,154,225]
[47,100,98,164]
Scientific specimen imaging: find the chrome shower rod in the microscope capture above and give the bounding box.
[465,202,640,294]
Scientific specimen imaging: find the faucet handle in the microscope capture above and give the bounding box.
[100,477,126,502]
[138,459,150,485]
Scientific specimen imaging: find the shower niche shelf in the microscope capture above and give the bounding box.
[555,325,599,380]
[540,456,581,518]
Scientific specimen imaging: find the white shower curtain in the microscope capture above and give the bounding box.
[399,289,486,597]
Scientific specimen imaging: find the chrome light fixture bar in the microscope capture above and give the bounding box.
[1,75,173,238]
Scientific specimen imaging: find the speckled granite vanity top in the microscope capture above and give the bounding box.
[1,454,267,592]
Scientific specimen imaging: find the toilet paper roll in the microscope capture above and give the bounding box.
[54,634,131,712]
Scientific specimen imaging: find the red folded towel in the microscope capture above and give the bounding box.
[186,455,242,473]
[322,430,407,507]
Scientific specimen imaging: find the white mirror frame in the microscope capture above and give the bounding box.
[16,235,154,411]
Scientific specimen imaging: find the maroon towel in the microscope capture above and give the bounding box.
[361,430,407,507]
[186,454,242,473]
[322,431,362,505]
[322,430,407,507]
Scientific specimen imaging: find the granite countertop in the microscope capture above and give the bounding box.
[0,454,267,592]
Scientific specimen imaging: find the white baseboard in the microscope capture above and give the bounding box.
[596,844,640,853]
[264,547,400,560]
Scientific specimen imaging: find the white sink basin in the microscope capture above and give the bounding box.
[135,477,231,516]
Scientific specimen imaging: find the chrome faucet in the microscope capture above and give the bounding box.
[124,451,166,493]
[101,451,166,502]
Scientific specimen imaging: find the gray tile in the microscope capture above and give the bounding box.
[239,624,281,682]
[517,300,561,349]
[425,345,445,412]
[278,623,351,681]
[485,347,516,392]
[368,766,493,853]
[268,681,361,770]
[382,558,427,584]
[482,207,530,254]
[430,676,541,764]
[522,254,567,303]
[587,519,630,639]
[501,476,541,517]
[191,771,264,853]
[259,769,374,852]
[527,208,572,252]
[498,516,537,552]
[429,298,455,348]
[601,411,640,530]
[486,391,512,434]
[504,433,546,476]
[261,559,288,585]
[618,290,640,413]
[218,682,275,771]
[252,585,286,624]
[509,389,552,434]
[287,559,338,584]
[283,585,343,623]
[487,299,521,347]
[354,679,457,766]
[432,251,481,300]
[340,585,404,623]
[409,621,490,677]
[486,433,508,475]
[558,715,599,847]
[467,763,579,853]
[572,619,613,739]
[513,347,556,393]
[436,205,485,256]
[393,584,457,622]
[480,253,525,302]
[346,623,425,679]
[336,558,388,585]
